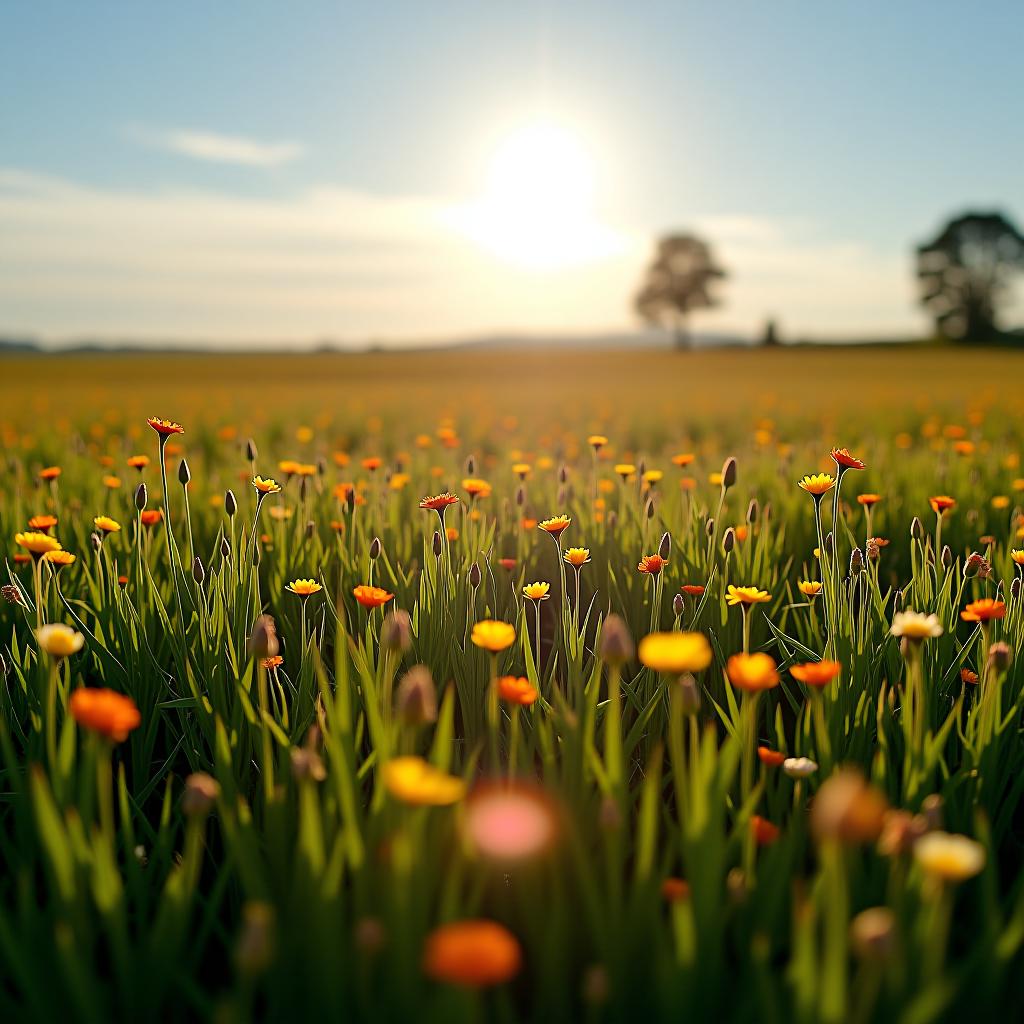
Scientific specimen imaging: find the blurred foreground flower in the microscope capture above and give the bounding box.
[423,920,521,987]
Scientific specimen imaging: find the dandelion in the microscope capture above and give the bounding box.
[638,632,712,674]
[353,585,394,610]
[69,688,141,743]
[422,920,521,987]
[384,756,465,806]
[523,581,550,601]
[614,463,636,479]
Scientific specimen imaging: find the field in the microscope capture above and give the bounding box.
[3,343,1024,1022]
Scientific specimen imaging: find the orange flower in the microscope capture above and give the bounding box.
[262,655,284,669]
[538,515,571,538]
[960,668,979,685]
[661,877,690,902]
[39,466,62,481]
[102,475,122,489]
[127,455,150,470]
[831,447,866,470]
[680,584,705,596]
[857,493,882,506]
[638,554,667,575]
[353,585,394,609]
[27,515,58,532]
[420,493,460,511]
[726,653,780,691]
[751,815,780,845]
[361,456,383,471]
[140,509,163,526]
[790,660,842,687]
[757,746,787,767]
[147,417,184,435]
[563,547,591,568]
[798,473,835,496]
[497,676,538,706]
[929,495,956,514]
[798,580,823,597]
[253,476,282,495]
[69,688,141,743]
[961,598,1006,623]
[671,453,695,467]
[422,920,522,987]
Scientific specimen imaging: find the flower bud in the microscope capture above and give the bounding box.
[305,520,315,539]
[705,517,715,538]
[850,547,864,574]
[559,464,569,484]
[381,609,412,652]
[432,531,443,558]
[672,592,684,618]
[598,614,634,665]
[290,746,326,782]
[236,902,274,975]
[91,532,102,551]
[182,772,220,816]
[221,535,231,560]
[1,584,22,606]
[1013,576,1022,601]
[645,498,655,520]
[134,482,148,511]
[941,545,952,569]
[963,551,990,579]
[178,458,191,486]
[299,476,309,502]
[850,907,895,961]
[516,486,526,507]
[722,527,735,553]
[465,455,475,475]
[746,499,759,524]
[920,793,944,831]
[192,556,205,585]
[396,665,437,726]
[988,641,1013,673]
[607,510,617,530]
[468,562,482,589]
[810,768,888,844]
[676,673,701,715]
[246,438,258,461]
[225,489,237,517]
[721,457,737,489]
[369,537,382,560]
[248,615,279,659]
[658,531,671,560]
[910,516,922,539]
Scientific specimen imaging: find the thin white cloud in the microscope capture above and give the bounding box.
[129,126,305,167]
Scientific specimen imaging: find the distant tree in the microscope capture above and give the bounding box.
[761,317,779,347]
[634,233,726,350]
[916,212,1024,342]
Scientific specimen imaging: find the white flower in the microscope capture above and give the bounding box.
[783,756,818,779]
[36,623,85,658]
[890,610,943,641]
[914,831,985,882]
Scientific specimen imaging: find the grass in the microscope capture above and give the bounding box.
[2,343,1024,1022]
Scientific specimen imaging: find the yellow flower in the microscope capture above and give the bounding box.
[890,610,943,641]
[798,580,822,597]
[286,579,323,597]
[914,832,985,883]
[614,463,636,478]
[642,469,663,484]
[587,434,608,449]
[36,623,85,658]
[563,547,591,568]
[511,462,531,478]
[253,476,282,495]
[44,550,76,568]
[15,531,62,556]
[523,582,550,602]
[726,585,771,606]
[471,620,516,652]
[1011,550,1024,566]
[93,516,121,534]
[798,473,835,496]
[384,756,465,806]
[102,475,122,489]
[538,515,571,538]
[638,632,712,674]
[726,652,780,691]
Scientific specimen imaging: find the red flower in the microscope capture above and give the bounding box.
[420,493,460,511]
[638,554,667,575]
[681,584,705,596]
[751,815,780,845]
[757,746,787,767]
[830,447,865,470]
[147,417,185,435]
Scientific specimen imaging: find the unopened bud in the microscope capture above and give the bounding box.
[598,614,634,664]
[369,537,382,560]
[432,531,443,558]
[381,609,412,652]
[225,489,237,517]
[246,438,258,461]
[746,499,759,524]
[192,556,204,585]
[850,547,864,574]
[90,532,102,551]
[1012,576,1022,601]
[658,531,671,559]
[673,593,685,617]
[220,535,231,559]
[910,516,922,539]
[182,772,220,816]
[305,520,315,539]
[722,527,736,553]
[721,457,737,489]
[677,673,701,715]
[516,486,526,507]
[134,482,148,511]
[920,793,944,831]
[396,665,437,726]
[178,458,191,486]
[469,562,482,589]
[248,615,279,659]
[465,455,476,475]
[559,464,569,484]
[941,545,952,569]
[850,907,895,961]
[705,518,715,538]
[988,642,1013,673]
[645,498,655,520]
[290,746,326,782]
[236,902,274,975]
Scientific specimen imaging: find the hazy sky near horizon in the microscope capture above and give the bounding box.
[2,2,1023,345]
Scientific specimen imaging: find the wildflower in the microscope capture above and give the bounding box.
[643,469,663,485]
[15,531,62,556]
[661,877,690,902]
[69,688,141,742]
[961,598,1006,623]
[680,584,705,596]
[634,554,665,577]
[890,610,943,641]
[727,653,780,691]
[181,773,220,817]
[286,579,323,597]
[497,676,538,706]
[252,476,282,495]
[103,475,122,489]
[44,550,76,568]
[725,585,771,606]
[671,453,695,467]
[1011,549,1024,566]
[262,656,284,670]
[798,580,823,597]
[810,768,888,844]
[353,585,394,609]
[758,746,787,767]
[471,620,516,652]
[248,615,280,659]
[831,447,866,470]
[783,756,818,778]
[498,557,516,571]
[929,495,956,514]
[598,615,634,664]
[564,547,591,568]
[638,632,712,674]
[463,784,555,860]
[798,473,835,496]
[857,493,882,506]
[423,920,521,987]
[914,832,985,883]
[93,516,121,534]
[419,493,459,511]
[511,463,531,478]
[147,417,184,435]
[538,515,571,538]
[127,454,149,470]
[396,666,437,725]
[751,815,780,845]
[381,609,412,652]
[140,509,163,526]
[587,435,608,449]
[39,466,62,481]
[384,756,464,806]
[850,908,896,960]
[462,478,492,499]
[960,668,980,685]
[36,624,85,658]
[523,581,550,602]
[614,463,636,479]
[790,660,841,687]
[27,515,57,532]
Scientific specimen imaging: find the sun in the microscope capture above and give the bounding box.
[447,118,623,271]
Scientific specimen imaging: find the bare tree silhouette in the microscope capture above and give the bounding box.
[917,212,1024,342]
[634,233,726,349]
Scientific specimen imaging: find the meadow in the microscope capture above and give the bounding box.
[2,343,1024,1022]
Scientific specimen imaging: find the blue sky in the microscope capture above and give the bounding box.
[2,2,1022,344]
